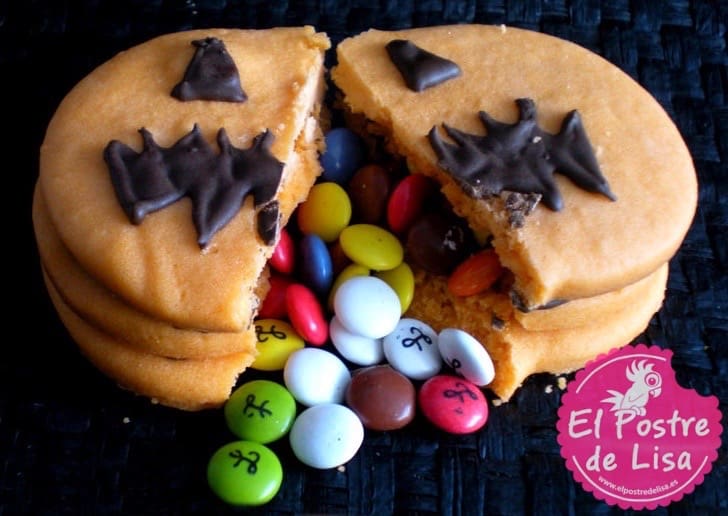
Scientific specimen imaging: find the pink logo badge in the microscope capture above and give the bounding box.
[557,344,722,510]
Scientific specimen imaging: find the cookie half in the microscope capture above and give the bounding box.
[332,25,696,310]
[39,27,330,332]
[44,277,254,411]
[33,187,258,360]
[407,264,668,400]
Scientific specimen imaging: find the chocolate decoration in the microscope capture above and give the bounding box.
[428,98,616,212]
[386,39,461,92]
[171,37,247,102]
[104,125,284,248]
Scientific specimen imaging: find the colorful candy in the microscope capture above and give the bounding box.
[285,283,328,345]
[374,262,415,314]
[224,380,297,443]
[418,375,489,434]
[289,403,364,469]
[319,127,366,184]
[348,164,392,224]
[333,276,401,339]
[338,223,403,271]
[447,249,503,297]
[327,262,369,311]
[299,233,333,298]
[207,440,283,506]
[283,347,351,406]
[257,273,292,320]
[297,181,353,242]
[437,328,495,387]
[382,318,442,380]
[345,365,416,431]
[405,212,477,275]
[387,173,437,234]
[252,319,305,371]
[329,315,384,366]
[269,227,295,274]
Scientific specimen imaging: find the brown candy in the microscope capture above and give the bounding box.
[345,365,416,431]
[405,212,477,276]
[347,164,393,224]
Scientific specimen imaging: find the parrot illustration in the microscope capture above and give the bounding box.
[601,359,663,416]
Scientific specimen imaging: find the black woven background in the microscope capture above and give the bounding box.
[4,1,727,514]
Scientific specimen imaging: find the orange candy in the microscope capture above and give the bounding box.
[447,249,503,297]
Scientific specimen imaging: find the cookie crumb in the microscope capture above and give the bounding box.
[337,465,346,473]
[557,376,567,390]
[504,192,541,228]
[492,399,503,407]
[122,417,131,424]
[544,385,553,394]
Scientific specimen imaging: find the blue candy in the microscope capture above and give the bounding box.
[320,128,365,184]
[299,233,333,298]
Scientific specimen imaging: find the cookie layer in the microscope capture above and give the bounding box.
[44,277,255,411]
[407,263,668,401]
[33,186,259,360]
[333,25,696,309]
[39,27,330,332]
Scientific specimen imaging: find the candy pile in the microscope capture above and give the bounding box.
[207,127,497,506]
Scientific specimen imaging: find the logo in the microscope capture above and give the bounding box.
[557,344,722,510]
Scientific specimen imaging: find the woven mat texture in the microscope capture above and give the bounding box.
[3,1,728,514]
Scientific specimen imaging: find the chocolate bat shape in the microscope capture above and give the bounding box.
[429,98,616,212]
[104,124,284,248]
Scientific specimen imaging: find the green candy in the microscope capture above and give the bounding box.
[224,380,297,443]
[207,440,282,507]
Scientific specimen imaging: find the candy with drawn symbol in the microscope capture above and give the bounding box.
[418,375,488,434]
[383,318,442,380]
[224,380,297,443]
[251,319,304,371]
[207,440,283,506]
[437,328,495,386]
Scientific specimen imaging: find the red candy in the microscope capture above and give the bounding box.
[270,228,295,274]
[418,375,488,434]
[387,174,437,234]
[258,273,293,320]
[285,283,328,346]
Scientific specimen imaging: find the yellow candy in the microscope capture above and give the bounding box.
[251,319,305,371]
[339,224,404,271]
[327,263,370,311]
[375,262,415,314]
[297,182,352,242]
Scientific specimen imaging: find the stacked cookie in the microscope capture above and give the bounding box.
[332,25,697,400]
[33,28,330,410]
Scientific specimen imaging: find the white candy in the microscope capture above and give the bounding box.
[333,276,401,339]
[382,318,442,380]
[289,403,364,469]
[283,348,351,406]
[329,316,384,366]
[438,328,495,386]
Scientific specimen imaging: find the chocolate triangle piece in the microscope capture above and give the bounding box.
[171,37,247,102]
[385,39,461,92]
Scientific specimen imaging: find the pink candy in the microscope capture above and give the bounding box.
[418,375,489,434]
